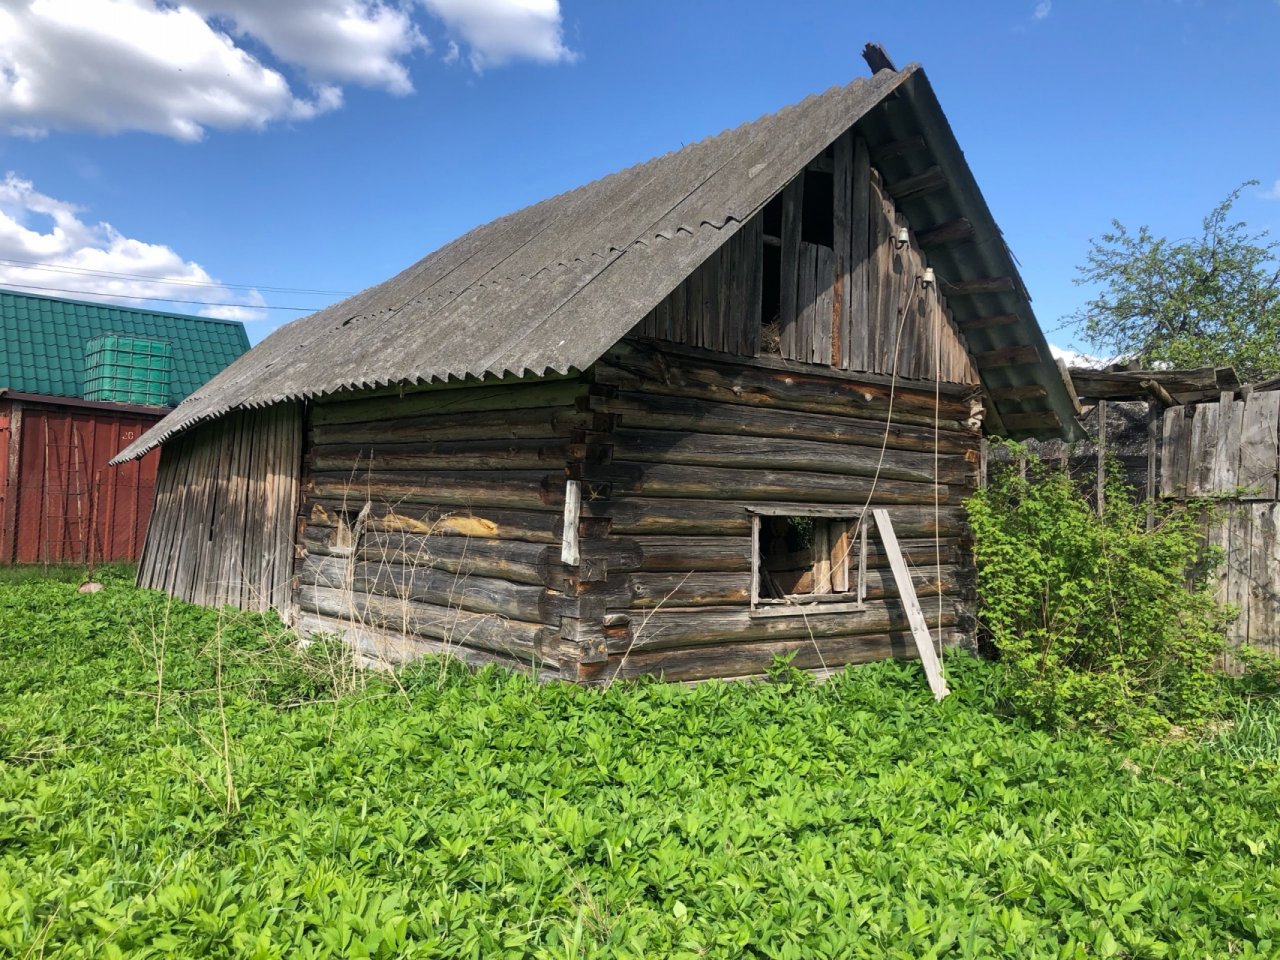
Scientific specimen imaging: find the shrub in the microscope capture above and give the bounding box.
[967,445,1230,736]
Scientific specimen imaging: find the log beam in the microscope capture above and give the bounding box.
[915,218,974,248]
[940,276,1016,296]
[973,344,1040,368]
[885,166,947,202]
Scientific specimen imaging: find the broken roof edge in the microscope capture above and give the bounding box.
[896,69,1084,442]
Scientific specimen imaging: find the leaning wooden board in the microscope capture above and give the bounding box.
[872,509,950,700]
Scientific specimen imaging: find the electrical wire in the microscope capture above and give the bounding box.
[0,256,353,296]
[0,280,319,311]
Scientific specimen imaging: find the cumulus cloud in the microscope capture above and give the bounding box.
[422,0,575,70]
[0,0,574,140]
[1034,1,1052,20]
[0,173,266,321]
[1050,343,1106,369]
[189,0,428,95]
[1260,179,1280,200]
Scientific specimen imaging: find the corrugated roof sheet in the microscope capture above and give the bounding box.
[116,63,1080,462]
[0,289,250,406]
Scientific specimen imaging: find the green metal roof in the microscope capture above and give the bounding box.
[0,289,250,406]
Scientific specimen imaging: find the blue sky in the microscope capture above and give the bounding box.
[0,0,1277,358]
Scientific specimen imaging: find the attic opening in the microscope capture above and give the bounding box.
[752,510,866,613]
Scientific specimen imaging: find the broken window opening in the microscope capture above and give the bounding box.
[751,510,866,612]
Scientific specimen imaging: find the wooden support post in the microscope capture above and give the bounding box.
[560,479,581,565]
[872,509,949,700]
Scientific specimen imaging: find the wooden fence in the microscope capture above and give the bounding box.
[1160,391,1280,653]
[1011,387,1280,654]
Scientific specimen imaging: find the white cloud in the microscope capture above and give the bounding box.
[0,0,573,141]
[190,0,428,95]
[423,0,575,70]
[1033,0,1052,20]
[1050,344,1106,369]
[0,173,267,321]
[1260,179,1280,200]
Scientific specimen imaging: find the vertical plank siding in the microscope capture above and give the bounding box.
[633,145,979,387]
[138,402,301,613]
[1,399,162,565]
[1157,392,1280,653]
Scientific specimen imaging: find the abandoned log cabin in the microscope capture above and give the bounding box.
[114,47,1081,684]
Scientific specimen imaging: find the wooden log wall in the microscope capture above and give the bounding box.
[137,402,301,613]
[294,376,609,679]
[1158,391,1280,653]
[567,338,983,684]
[632,131,978,386]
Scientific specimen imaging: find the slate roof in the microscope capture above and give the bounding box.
[116,62,1082,462]
[0,289,249,406]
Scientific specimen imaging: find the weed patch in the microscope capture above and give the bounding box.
[0,577,1278,957]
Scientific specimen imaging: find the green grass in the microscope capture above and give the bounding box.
[0,562,134,585]
[1,577,1279,958]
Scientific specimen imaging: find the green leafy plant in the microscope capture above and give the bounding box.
[967,445,1231,736]
[1,570,1278,957]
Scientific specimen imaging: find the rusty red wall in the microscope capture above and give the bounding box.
[0,396,163,565]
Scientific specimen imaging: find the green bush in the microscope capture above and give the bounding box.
[967,446,1230,736]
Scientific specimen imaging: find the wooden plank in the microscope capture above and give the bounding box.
[1187,402,1220,497]
[779,176,804,359]
[832,131,852,370]
[811,245,834,366]
[796,242,815,362]
[848,137,871,370]
[717,243,733,353]
[870,135,926,164]
[1238,390,1280,500]
[560,479,581,565]
[1224,503,1251,649]
[812,521,832,595]
[670,275,687,343]
[957,312,1019,331]
[871,509,949,700]
[973,344,1039,368]
[1160,405,1194,500]
[1213,394,1244,495]
[831,520,851,594]
[915,218,974,248]
[866,173,887,373]
[987,384,1048,402]
[940,277,1016,296]
[745,216,763,357]
[885,165,946,202]
[1248,503,1280,654]
[749,514,761,607]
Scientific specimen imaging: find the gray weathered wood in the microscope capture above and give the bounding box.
[1238,390,1280,499]
[560,479,582,565]
[779,176,804,359]
[871,509,949,700]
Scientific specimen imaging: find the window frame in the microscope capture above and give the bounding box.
[748,506,867,617]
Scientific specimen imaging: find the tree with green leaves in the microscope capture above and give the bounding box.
[1072,182,1280,380]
